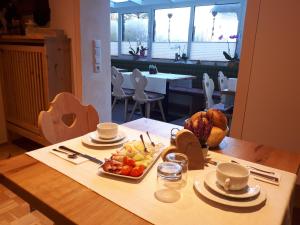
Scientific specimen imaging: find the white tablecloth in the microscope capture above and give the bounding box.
[121,72,195,94]
[27,125,296,225]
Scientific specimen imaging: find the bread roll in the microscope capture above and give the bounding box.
[206,109,227,131]
[206,126,227,147]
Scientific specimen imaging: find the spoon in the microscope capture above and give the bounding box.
[52,149,78,159]
[146,131,155,147]
[231,160,276,175]
[139,134,149,153]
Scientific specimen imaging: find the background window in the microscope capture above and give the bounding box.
[110,13,118,56]
[190,4,240,61]
[152,7,190,59]
[121,13,148,55]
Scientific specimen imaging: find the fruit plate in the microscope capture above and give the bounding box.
[98,143,164,180]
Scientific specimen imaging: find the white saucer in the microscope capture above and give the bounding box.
[204,170,261,199]
[81,134,127,148]
[194,175,267,208]
[89,131,126,143]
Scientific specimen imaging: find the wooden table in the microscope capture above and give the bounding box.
[220,89,236,96]
[0,118,299,225]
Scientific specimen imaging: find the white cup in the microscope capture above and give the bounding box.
[97,122,118,139]
[216,162,249,191]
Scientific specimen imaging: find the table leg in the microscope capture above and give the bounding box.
[163,82,170,120]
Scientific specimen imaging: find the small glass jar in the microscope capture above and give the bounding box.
[155,162,182,203]
[165,153,189,187]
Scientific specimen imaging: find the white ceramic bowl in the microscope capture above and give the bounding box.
[97,122,118,139]
[216,162,249,191]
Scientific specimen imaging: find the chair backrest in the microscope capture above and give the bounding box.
[202,73,215,109]
[111,66,126,97]
[218,71,228,104]
[130,69,148,103]
[38,92,99,145]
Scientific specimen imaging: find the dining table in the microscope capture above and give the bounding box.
[121,71,196,118]
[0,118,299,225]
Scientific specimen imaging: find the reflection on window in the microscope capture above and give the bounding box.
[110,13,118,56]
[122,13,148,55]
[153,7,190,59]
[191,4,240,61]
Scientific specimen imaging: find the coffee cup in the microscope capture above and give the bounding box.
[97,122,118,139]
[216,162,249,191]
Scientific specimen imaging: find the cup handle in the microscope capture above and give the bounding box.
[224,178,231,191]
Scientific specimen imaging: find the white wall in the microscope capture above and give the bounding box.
[80,0,111,122]
[231,0,300,152]
[49,0,111,122]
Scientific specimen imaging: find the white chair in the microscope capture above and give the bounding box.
[218,71,235,107]
[202,73,233,112]
[128,69,166,121]
[111,66,134,121]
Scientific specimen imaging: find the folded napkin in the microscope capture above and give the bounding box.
[49,149,88,164]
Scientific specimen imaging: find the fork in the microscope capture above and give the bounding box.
[146,131,155,147]
[139,134,149,153]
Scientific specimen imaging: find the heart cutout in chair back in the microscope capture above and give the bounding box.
[61,113,76,127]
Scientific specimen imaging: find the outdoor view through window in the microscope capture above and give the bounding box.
[110,3,240,61]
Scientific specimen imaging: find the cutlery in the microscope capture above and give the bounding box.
[52,148,78,159]
[146,131,155,146]
[249,170,279,182]
[231,160,276,175]
[59,146,103,165]
[139,134,149,152]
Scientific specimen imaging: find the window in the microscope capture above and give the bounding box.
[110,13,118,56]
[121,13,148,55]
[190,4,240,61]
[152,7,190,59]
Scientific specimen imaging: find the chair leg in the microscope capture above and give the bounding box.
[128,102,138,121]
[138,103,144,117]
[124,98,128,122]
[111,97,117,111]
[146,102,151,118]
[158,100,166,122]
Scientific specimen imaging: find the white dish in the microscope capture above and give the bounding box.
[99,143,164,180]
[89,131,126,143]
[194,175,267,208]
[81,134,127,148]
[205,170,260,199]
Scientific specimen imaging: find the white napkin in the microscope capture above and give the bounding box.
[49,149,88,164]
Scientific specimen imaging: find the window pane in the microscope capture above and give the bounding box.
[122,13,148,55]
[194,4,239,42]
[191,4,240,61]
[154,7,190,42]
[123,13,148,42]
[110,13,118,42]
[110,13,118,56]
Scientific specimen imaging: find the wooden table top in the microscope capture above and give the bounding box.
[0,118,299,225]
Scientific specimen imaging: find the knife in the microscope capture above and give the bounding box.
[59,146,103,165]
[250,170,279,182]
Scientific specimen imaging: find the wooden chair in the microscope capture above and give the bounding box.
[128,69,166,121]
[218,71,235,107]
[111,66,134,121]
[38,92,99,145]
[203,73,233,112]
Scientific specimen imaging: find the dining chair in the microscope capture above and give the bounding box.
[202,73,233,112]
[38,92,99,145]
[128,69,166,121]
[111,66,134,121]
[218,71,235,107]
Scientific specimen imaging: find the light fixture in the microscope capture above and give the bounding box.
[111,0,128,3]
